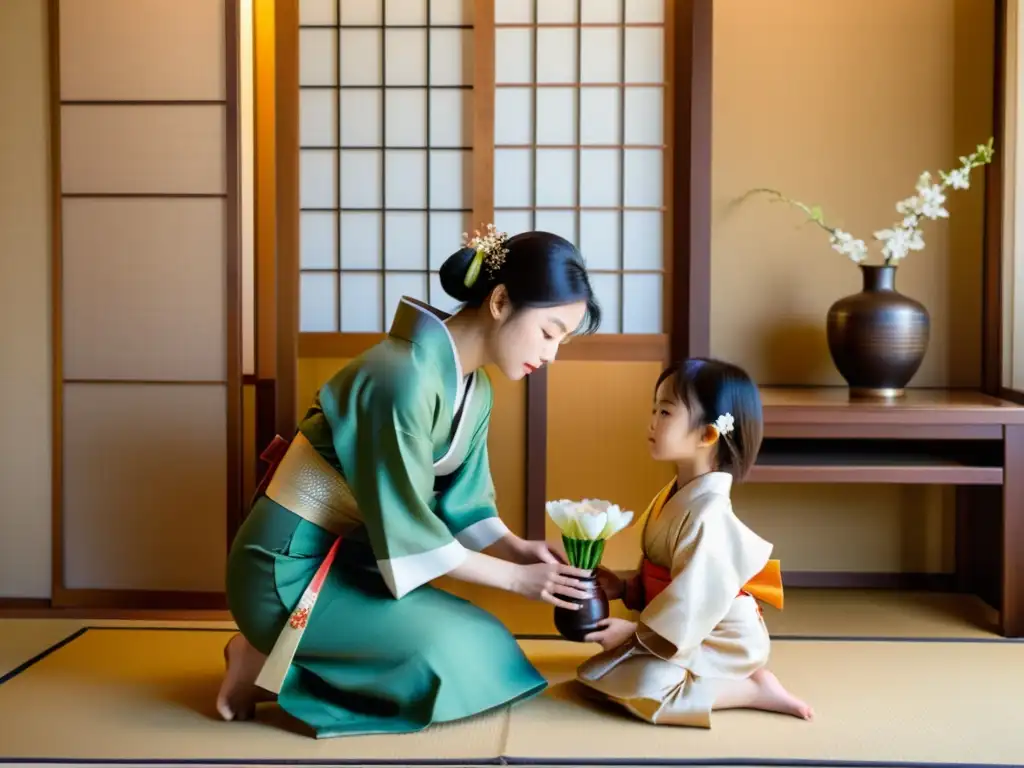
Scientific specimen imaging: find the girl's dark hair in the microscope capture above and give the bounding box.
[655,357,764,481]
[439,230,601,335]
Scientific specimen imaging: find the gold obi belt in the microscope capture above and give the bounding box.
[256,432,362,536]
[640,558,784,612]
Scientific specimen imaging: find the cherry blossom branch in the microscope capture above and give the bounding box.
[746,137,995,268]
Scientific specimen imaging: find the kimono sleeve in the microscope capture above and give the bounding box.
[636,494,772,661]
[319,365,469,600]
[434,403,510,551]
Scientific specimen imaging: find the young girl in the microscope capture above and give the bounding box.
[577,358,813,727]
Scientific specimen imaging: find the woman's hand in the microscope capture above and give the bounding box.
[489,533,566,565]
[584,617,638,651]
[514,538,566,565]
[511,562,592,609]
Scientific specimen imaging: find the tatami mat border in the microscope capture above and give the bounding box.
[0,626,86,685]
[1,757,1022,767]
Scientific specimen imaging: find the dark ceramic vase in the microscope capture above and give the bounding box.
[826,265,929,399]
[553,574,609,642]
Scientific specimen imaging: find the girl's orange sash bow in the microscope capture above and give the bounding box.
[632,477,784,612]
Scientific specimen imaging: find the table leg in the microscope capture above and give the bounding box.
[1001,425,1024,637]
[955,484,1001,611]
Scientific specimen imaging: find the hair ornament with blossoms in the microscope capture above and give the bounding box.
[714,412,735,437]
[461,223,510,288]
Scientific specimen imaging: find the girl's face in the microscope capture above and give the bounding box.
[487,290,587,380]
[647,376,716,462]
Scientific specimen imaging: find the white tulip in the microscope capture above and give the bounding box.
[546,498,635,569]
[578,510,608,540]
[545,499,581,539]
[545,499,634,541]
[545,500,571,531]
[599,506,634,539]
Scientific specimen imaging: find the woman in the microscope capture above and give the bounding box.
[216,228,602,737]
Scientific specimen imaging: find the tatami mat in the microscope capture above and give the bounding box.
[508,639,1024,765]
[400,583,1005,639]
[0,589,1003,676]
[1,623,1023,766]
[0,619,85,682]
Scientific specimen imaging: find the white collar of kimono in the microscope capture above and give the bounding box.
[394,297,467,412]
[676,470,733,502]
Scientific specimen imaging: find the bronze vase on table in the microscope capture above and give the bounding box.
[826,264,929,399]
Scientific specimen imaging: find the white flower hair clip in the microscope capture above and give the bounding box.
[714,413,735,436]
[461,223,510,288]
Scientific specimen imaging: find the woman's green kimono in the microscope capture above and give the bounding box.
[225,297,547,738]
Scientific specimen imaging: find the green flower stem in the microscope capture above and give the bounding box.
[561,535,577,567]
[747,188,838,237]
[562,537,608,569]
[591,539,606,570]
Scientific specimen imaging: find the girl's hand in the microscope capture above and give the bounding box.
[596,566,625,600]
[584,618,638,651]
[512,562,592,609]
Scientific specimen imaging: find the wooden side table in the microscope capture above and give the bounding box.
[752,387,1024,637]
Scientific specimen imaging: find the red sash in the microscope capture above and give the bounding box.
[251,434,292,506]
[639,557,784,611]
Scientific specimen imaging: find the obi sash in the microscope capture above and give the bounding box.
[639,557,784,611]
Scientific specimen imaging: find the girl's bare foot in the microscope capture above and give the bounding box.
[215,633,271,721]
[713,667,814,720]
[749,668,814,719]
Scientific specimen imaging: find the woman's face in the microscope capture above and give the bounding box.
[487,292,587,380]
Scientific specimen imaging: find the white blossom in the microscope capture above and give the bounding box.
[714,413,735,436]
[874,226,924,263]
[914,172,949,220]
[943,166,971,190]
[829,229,868,263]
[896,197,919,215]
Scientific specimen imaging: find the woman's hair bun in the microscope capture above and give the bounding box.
[436,229,600,336]
[439,246,490,303]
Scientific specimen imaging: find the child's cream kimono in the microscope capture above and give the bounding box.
[576,471,783,728]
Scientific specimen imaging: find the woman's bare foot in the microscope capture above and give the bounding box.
[713,667,814,720]
[215,633,271,721]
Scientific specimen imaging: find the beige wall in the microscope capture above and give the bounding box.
[711,0,992,387]
[0,0,52,599]
[703,0,990,574]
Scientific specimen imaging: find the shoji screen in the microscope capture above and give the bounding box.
[54,0,240,605]
[492,0,667,334]
[298,0,476,331]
